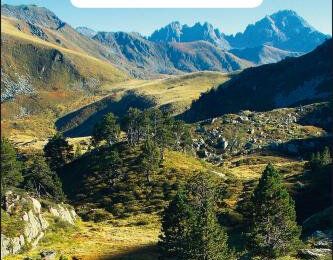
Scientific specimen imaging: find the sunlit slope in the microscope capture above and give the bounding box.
[1,16,129,139]
[57,71,231,137]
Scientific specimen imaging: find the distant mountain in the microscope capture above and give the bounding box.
[226,10,329,52]
[149,21,230,49]
[76,26,96,38]
[1,4,330,78]
[93,31,180,75]
[182,39,333,122]
[166,41,251,72]
[229,45,302,65]
[93,32,250,74]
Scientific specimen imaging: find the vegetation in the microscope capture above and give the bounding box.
[92,112,121,146]
[159,172,232,259]
[247,164,301,258]
[23,155,65,201]
[0,138,23,194]
[44,133,74,171]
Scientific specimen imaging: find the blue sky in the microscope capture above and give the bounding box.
[2,0,332,36]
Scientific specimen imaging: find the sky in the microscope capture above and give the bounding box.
[2,0,332,36]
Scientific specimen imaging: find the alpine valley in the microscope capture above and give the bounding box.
[1,3,332,260]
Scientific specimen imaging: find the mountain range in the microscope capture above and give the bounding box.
[1,4,330,79]
[182,39,333,122]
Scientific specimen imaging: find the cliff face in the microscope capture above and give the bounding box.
[1,192,77,258]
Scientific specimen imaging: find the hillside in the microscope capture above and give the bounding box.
[182,39,333,122]
[56,72,231,137]
[229,44,302,65]
[1,15,130,139]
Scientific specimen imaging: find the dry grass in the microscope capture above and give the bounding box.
[4,215,160,260]
[1,17,128,84]
[101,71,230,114]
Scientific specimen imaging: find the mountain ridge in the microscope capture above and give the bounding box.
[181,39,333,122]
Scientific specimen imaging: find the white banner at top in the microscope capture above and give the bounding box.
[70,0,264,8]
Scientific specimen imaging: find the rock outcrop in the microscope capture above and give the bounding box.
[1,192,77,259]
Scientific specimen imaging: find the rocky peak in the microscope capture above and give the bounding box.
[76,26,97,38]
[149,21,230,49]
[1,4,66,30]
[227,10,329,52]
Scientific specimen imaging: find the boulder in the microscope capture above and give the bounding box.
[49,205,76,225]
[40,250,56,260]
[298,248,332,259]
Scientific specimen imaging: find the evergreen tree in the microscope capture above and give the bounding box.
[172,120,192,152]
[123,108,142,145]
[185,172,231,260]
[0,138,23,194]
[159,188,195,258]
[23,155,64,201]
[92,113,121,146]
[248,164,301,258]
[140,138,161,183]
[159,172,232,260]
[44,133,74,171]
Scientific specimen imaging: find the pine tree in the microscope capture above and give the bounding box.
[0,138,23,194]
[159,172,232,260]
[159,188,195,258]
[92,113,121,146]
[44,133,74,171]
[140,138,161,183]
[23,155,64,201]
[186,172,231,260]
[248,164,301,258]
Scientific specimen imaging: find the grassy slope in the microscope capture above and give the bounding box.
[56,71,231,137]
[1,16,129,139]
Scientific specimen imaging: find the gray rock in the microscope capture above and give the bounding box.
[298,248,332,259]
[40,250,56,260]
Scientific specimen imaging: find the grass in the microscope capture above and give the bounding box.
[1,16,129,140]
[100,71,231,114]
[1,17,128,84]
[4,215,160,260]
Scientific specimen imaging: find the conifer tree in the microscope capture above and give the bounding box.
[44,133,73,171]
[248,164,301,258]
[159,172,232,260]
[159,188,195,258]
[92,113,121,146]
[23,155,64,201]
[1,138,23,194]
[139,138,161,183]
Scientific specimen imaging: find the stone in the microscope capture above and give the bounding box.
[40,250,56,260]
[31,197,41,214]
[216,138,228,150]
[298,248,332,259]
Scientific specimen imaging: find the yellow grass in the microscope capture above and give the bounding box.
[4,215,160,260]
[101,71,230,113]
[1,16,129,84]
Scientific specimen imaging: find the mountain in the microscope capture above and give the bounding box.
[1,5,130,138]
[182,39,333,122]
[227,10,330,52]
[229,44,302,65]
[1,4,65,29]
[149,21,230,49]
[2,4,329,79]
[166,41,251,72]
[93,31,180,75]
[93,31,250,74]
[76,26,97,38]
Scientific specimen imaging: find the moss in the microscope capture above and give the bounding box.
[1,209,25,238]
